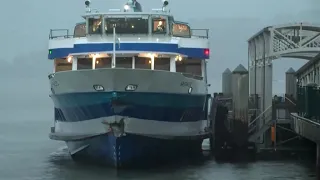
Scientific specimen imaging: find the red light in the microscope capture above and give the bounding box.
[204,49,209,56]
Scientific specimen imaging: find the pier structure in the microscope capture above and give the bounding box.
[210,23,320,174]
[247,23,320,150]
[291,53,320,178]
[210,23,320,167]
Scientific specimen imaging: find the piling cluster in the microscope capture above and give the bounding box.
[221,64,249,148]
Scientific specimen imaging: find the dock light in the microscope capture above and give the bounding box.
[125,84,138,91]
[93,84,104,91]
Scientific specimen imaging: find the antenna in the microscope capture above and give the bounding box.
[85,0,91,13]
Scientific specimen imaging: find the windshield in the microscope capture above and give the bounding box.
[105,18,148,34]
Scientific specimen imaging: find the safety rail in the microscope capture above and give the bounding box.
[49,29,73,39]
[248,105,272,128]
[291,113,320,126]
[248,111,273,134]
[49,28,209,39]
[285,96,296,106]
[191,29,209,39]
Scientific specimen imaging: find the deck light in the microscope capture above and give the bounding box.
[67,56,72,62]
[124,4,130,11]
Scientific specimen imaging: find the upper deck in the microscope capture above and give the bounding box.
[48,10,210,60]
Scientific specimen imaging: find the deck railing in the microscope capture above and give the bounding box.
[191,29,209,39]
[49,28,210,39]
[49,29,73,39]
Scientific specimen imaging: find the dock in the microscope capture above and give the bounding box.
[208,23,320,179]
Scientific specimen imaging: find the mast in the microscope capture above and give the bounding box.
[112,25,116,68]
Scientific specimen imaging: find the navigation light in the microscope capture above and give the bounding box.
[204,49,209,56]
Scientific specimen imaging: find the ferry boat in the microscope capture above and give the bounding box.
[48,0,211,168]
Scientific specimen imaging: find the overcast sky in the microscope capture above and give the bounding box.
[0,0,320,107]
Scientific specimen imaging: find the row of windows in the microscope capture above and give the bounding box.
[74,18,191,37]
[55,58,202,76]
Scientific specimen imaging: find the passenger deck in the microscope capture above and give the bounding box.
[48,10,210,79]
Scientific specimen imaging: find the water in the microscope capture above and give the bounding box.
[0,107,317,180]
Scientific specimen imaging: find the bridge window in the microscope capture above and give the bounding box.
[55,58,72,72]
[154,58,170,71]
[74,22,86,37]
[135,57,151,69]
[116,57,132,68]
[105,18,148,34]
[88,17,102,34]
[152,18,166,34]
[172,23,191,38]
[176,59,202,76]
[96,58,111,69]
[77,58,92,70]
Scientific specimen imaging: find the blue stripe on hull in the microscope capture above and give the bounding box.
[52,92,209,122]
[70,133,204,168]
[48,43,210,59]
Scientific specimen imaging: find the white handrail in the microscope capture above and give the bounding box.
[285,96,296,106]
[248,105,273,127]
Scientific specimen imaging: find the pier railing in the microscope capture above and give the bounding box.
[248,105,273,142]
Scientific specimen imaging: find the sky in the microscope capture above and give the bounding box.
[0,0,320,107]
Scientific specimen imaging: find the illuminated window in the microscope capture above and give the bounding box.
[74,22,86,37]
[55,58,72,72]
[172,23,191,38]
[152,18,166,34]
[88,17,102,34]
[105,18,148,34]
